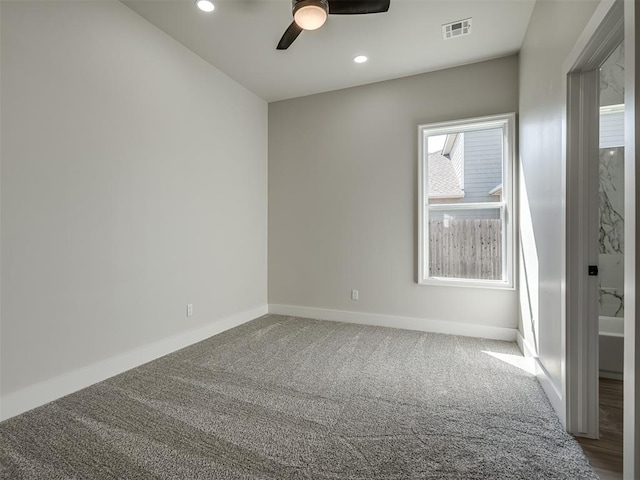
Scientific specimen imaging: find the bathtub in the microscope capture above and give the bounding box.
[599,315,624,379]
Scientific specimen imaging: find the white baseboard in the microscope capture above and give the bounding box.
[0,305,268,422]
[516,331,565,425]
[533,357,565,425]
[269,304,517,341]
[516,330,535,357]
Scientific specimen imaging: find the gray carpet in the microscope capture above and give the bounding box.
[0,315,596,479]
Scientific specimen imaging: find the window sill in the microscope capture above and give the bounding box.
[418,278,515,290]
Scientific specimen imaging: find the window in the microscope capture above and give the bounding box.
[418,113,515,288]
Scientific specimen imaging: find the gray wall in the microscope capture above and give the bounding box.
[518,0,599,399]
[1,1,268,396]
[269,56,518,330]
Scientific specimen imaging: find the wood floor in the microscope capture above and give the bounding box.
[576,378,623,480]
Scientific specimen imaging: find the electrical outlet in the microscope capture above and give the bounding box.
[187,304,193,317]
[351,290,359,300]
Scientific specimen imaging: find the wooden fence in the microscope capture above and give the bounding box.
[429,219,502,280]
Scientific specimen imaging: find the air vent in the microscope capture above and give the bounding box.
[442,18,472,40]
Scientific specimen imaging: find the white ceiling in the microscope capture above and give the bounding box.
[122,0,536,102]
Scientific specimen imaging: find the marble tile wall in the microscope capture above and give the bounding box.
[599,146,624,318]
[598,41,625,319]
[600,42,624,107]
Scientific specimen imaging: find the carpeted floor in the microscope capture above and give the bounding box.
[0,315,596,479]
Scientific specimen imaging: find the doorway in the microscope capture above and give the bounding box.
[573,41,625,479]
[564,0,625,477]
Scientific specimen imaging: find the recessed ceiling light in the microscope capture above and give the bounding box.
[354,55,368,64]
[195,0,215,13]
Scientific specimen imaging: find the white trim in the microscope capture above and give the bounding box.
[418,113,516,290]
[516,330,535,358]
[418,276,514,291]
[418,126,427,283]
[0,305,268,421]
[563,0,622,74]
[564,0,623,442]
[517,331,566,425]
[427,194,465,200]
[566,68,601,439]
[269,304,516,341]
[535,357,566,426]
[624,0,640,476]
[427,202,503,211]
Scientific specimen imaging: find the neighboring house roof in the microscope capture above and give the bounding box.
[489,183,503,196]
[428,153,464,199]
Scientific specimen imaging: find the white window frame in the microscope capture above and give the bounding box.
[418,113,516,289]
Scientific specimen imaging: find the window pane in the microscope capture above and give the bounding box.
[428,208,503,280]
[427,127,503,204]
[419,113,513,287]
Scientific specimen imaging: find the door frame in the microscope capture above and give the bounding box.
[566,66,602,439]
[565,0,640,477]
[623,0,640,476]
[565,0,624,441]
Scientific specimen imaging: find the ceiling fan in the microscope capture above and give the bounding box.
[277,0,391,50]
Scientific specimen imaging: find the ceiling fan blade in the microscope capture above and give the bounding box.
[277,21,303,50]
[327,0,390,15]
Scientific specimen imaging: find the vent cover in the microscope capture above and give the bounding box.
[442,18,472,40]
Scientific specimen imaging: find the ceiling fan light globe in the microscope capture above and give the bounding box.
[195,0,215,12]
[294,2,328,31]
